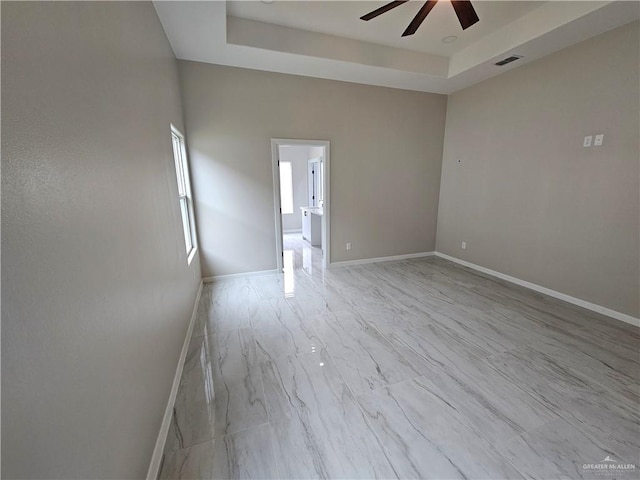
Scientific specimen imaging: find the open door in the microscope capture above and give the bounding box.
[271,139,330,271]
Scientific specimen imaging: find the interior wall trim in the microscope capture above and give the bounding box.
[435,252,640,328]
[146,281,203,480]
[330,251,436,267]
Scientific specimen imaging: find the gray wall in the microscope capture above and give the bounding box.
[436,21,640,318]
[2,2,201,478]
[178,61,447,277]
[280,146,309,232]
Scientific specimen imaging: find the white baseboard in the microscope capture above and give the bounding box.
[203,269,280,283]
[435,252,640,328]
[331,251,435,268]
[146,281,203,480]
[283,229,302,234]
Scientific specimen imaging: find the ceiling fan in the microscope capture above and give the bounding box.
[360,0,480,37]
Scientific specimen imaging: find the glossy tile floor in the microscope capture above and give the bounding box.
[159,234,639,479]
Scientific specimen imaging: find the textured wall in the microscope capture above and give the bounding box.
[437,22,640,318]
[178,61,447,276]
[2,2,201,477]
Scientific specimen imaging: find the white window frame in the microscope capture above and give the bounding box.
[170,125,198,264]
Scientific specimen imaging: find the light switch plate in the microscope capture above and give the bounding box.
[583,136,592,147]
[594,134,604,146]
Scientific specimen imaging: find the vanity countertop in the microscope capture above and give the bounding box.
[300,206,323,216]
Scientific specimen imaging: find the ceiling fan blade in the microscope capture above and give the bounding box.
[402,0,438,37]
[360,1,409,21]
[450,0,479,30]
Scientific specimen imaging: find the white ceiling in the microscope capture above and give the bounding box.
[154,1,640,94]
[227,1,545,57]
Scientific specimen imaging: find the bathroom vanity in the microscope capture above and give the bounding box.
[301,207,322,247]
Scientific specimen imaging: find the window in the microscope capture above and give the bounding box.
[279,161,294,214]
[171,126,197,263]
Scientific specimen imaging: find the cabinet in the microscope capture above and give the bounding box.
[301,207,322,247]
[302,208,311,242]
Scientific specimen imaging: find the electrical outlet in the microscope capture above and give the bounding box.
[461,241,467,249]
[594,134,604,146]
[346,242,352,251]
[583,135,592,147]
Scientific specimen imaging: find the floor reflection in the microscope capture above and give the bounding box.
[283,233,323,287]
[283,250,295,297]
[303,244,312,274]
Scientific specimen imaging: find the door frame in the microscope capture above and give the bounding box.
[271,138,331,271]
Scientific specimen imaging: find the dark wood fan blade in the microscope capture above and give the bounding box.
[402,0,438,37]
[451,0,479,30]
[360,1,409,21]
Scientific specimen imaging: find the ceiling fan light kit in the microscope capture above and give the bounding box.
[360,0,480,37]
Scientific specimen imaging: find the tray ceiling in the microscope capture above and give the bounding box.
[154,1,639,94]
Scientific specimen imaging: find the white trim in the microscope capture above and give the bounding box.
[271,139,331,270]
[170,124,199,262]
[323,145,331,268]
[283,229,302,234]
[435,252,640,328]
[146,281,203,480]
[187,247,198,266]
[203,269,280,283]
[271,139,284,271]
[331,251,436,267]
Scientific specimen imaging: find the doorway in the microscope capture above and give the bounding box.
[271,139,330,272]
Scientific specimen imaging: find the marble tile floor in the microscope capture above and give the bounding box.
[159,234,639,479]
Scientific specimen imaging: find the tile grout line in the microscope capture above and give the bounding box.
[171,420,268,453]
[356,258,634,466]
[190,279,281,477]
[241,281,283,480]
[318,285,533,479]
[477,343,639,468]
[344,276,566,479]
[253,323,282,480]
[385,304,571,479]
[353,309,539,479]
[304,308,404,480]
[358,262,637,400]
